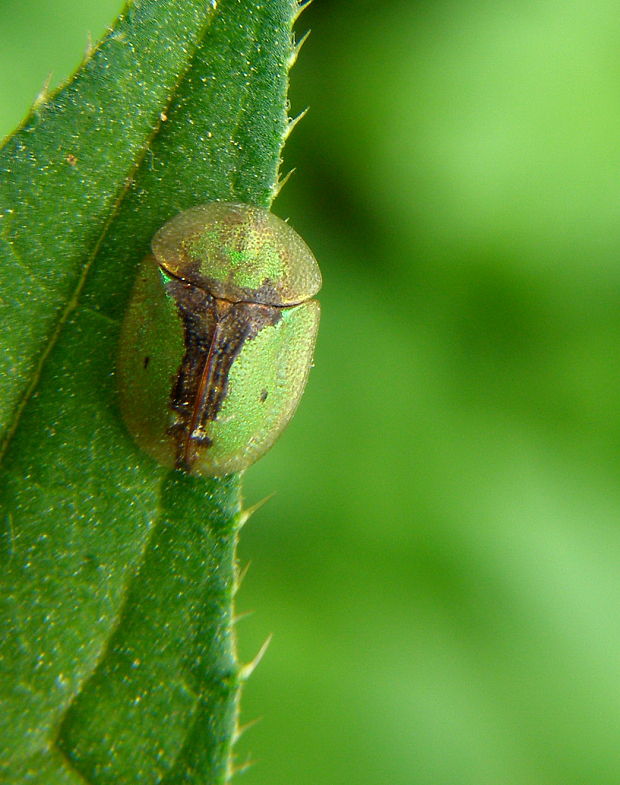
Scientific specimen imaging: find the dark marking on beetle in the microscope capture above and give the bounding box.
[164,275,282,472]
[260,389,268,402]
[143,356,150,369]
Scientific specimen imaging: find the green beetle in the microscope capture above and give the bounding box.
[118,202,321,477]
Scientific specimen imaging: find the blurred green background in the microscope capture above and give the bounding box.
[3,0,620,782]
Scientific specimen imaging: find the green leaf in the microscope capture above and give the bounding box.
[0,0,299,781]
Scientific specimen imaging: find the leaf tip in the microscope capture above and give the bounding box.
[273,167,296,199]
[289,28,311,69]
[234,560,252,595]
[227,755,256,779]
[285,107,309,140]
[236,493,274,529]
[84,31,95,60]
[239,634,273,681]
[294,0,315,24]
[233,715,263,744]
[233,609,255,625]
[32,73,53,110]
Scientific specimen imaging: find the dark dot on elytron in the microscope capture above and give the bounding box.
[143,356,150,369]
[260,389,268,402]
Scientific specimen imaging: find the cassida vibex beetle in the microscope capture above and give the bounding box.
[118,201,321,477]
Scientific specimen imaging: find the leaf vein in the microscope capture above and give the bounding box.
[0,236,55,297]
[51,742,94,785]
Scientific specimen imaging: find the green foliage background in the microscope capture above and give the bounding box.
[2,0,620,783]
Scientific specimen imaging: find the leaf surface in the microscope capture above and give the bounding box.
[0,0,297,781]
